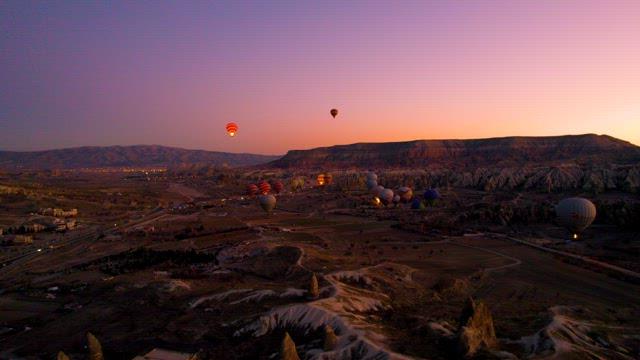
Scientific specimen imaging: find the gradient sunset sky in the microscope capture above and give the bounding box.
[1,1,639,154]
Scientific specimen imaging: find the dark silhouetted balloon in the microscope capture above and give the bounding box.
[272,181,284,194]
[226,122,238,137]
[366,178,378,191]
[258,194,276,213]
[424,188,439,205]
[397,187,413,203]
[411,198,425,210]
[555,197,596,235]
[330,109,338,118]
[324,173,333,185]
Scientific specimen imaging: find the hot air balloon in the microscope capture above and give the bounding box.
[555,197,596,238]
[393,195,401,204]
[366,178,378,191]
[317,174,326,186]
[324,174,333,185]
[380,189,394,205]
[397,187,413,203]
[246,184,259,196]
[226,122,238,137]
[258,194,276,213]
[258,181,271,195]
[411,198,425,210]
[366,172,378,182]
[371,196,381,207]
[424,188,440,205]
[291,177,305,192]
[330,109,338,118]
[272,181,284,194]
[375,185,385,197]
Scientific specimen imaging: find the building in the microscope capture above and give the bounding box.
[53,208,78,218]
[132,348,198,360]
[39,208,78,218]
[13,235,33,244]
[23,222,46,233]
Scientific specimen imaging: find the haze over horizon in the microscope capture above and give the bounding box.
[2,1,640,154]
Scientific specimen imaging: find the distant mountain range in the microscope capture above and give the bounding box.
[2,135,638,171]
[269,134,640,169]
[0,145,280,170]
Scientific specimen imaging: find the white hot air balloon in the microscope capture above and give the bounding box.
[393,195,401,204]
[380,189,394,205]
[555,197,596,238]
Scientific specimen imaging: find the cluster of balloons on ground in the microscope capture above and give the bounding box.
[242,171,596,239]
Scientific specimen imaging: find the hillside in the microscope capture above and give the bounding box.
[0,145,280,170]
[269,134,640,169]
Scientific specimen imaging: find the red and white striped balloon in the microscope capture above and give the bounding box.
[258,181,271,195]
[226,122,238,137]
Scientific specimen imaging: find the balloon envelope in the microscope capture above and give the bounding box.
[556,197,596,234]
[380,189,394,204]
[272,181,284,194]
[424,188,440,201]
[398,187,413,202]
[317,174,326,186]
[330,109,338,118]
[393,195,401,203]
[366,172,378,182]
[366,178,378,191]
[258,181,271,195]
[226,122,238,137]
[246,184,258,196]
[411,198,425,210]
[258,194,276,213]
[375,185,385,197]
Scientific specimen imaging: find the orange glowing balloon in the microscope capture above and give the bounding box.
[226,122,238,137]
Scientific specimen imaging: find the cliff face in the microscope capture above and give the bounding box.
[269,134,640,169]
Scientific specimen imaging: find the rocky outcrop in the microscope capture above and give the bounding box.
[308,273,320,299]
[323,324,338,351]
[87,332,104,360]
[457,298,498,358]
[57,352,70,360]
[281,332,300,360]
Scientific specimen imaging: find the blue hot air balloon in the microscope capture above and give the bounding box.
[411,197,425,210]
[423,188,439,206]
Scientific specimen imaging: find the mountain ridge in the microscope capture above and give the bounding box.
[0,145,281,170]
[269,134,640,169]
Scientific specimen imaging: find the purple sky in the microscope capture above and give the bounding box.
[2,1,639,154]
